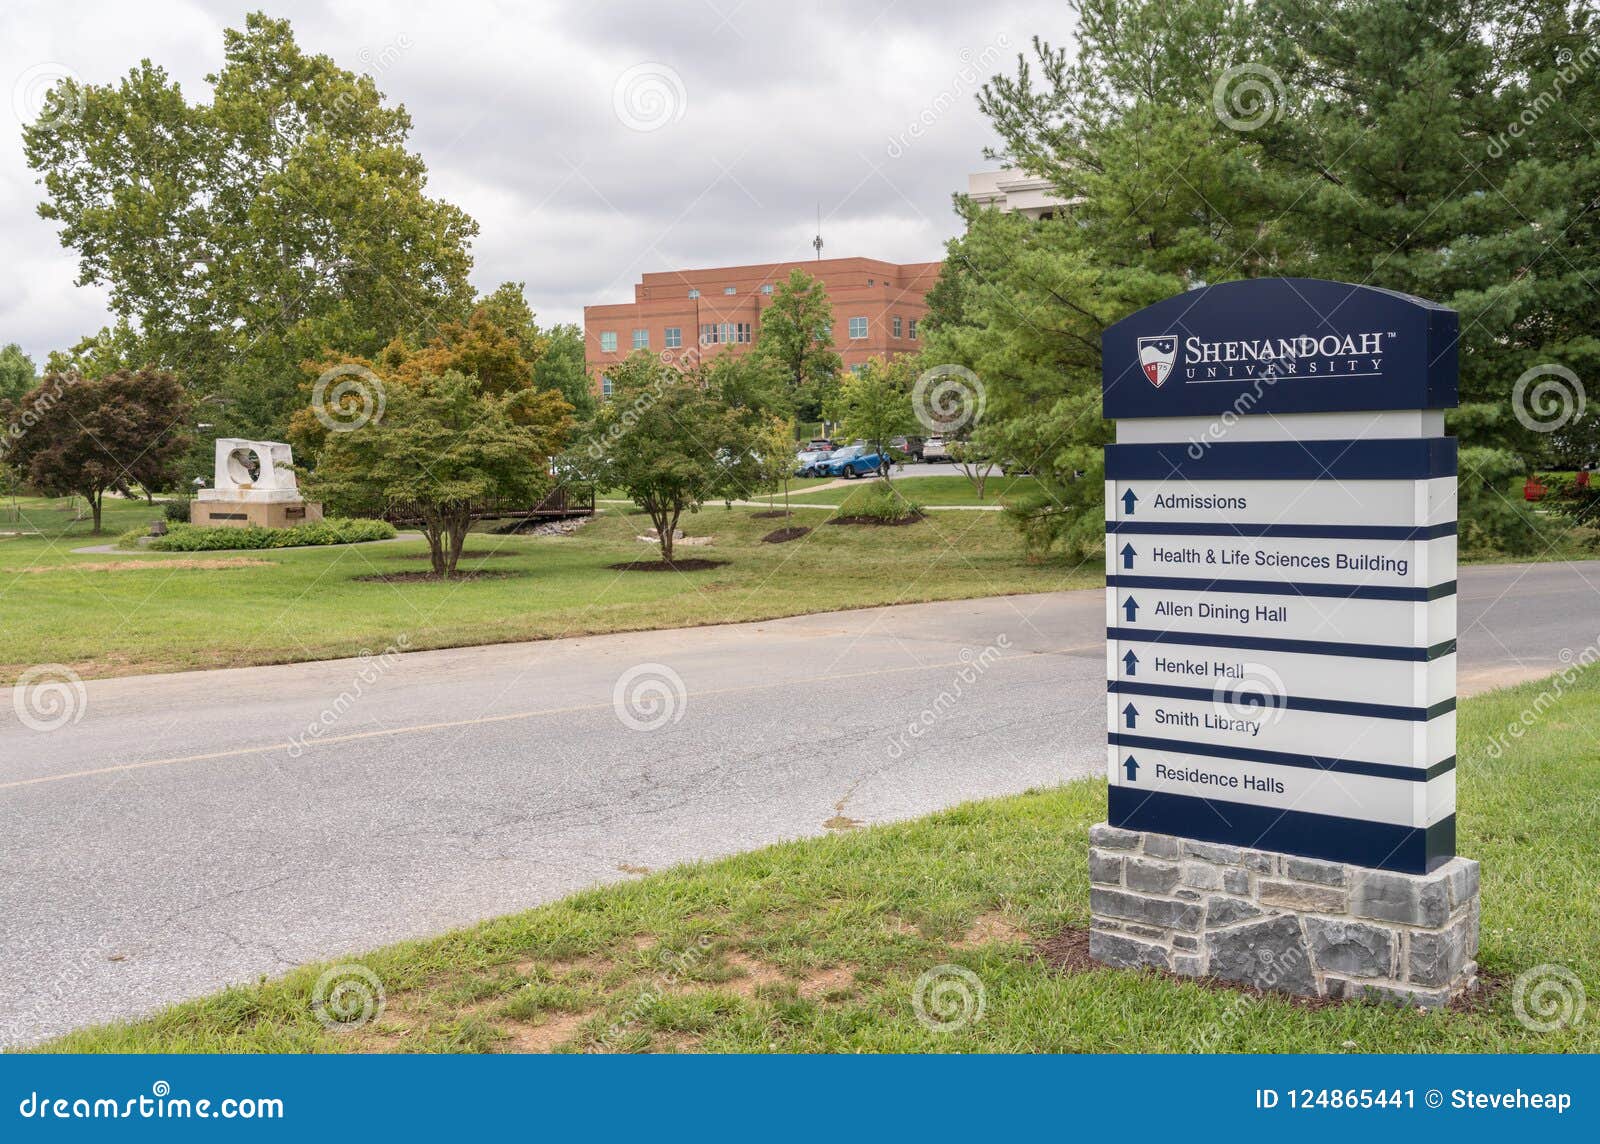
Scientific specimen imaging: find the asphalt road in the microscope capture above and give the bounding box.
[2,560,1595,1045]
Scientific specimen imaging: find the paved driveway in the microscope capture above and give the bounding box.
[1,561,1593,1044]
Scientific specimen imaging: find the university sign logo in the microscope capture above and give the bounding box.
[1137,335,1177,388]
[1101,277,1458,419]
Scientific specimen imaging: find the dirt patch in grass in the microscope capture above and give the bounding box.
[749,510,793,519]
[761,527,812,544]
[955,911,1030,948]
[27,558,272,573]
[688,952,857,1004]
[605,558,729,572]
[500,1010,595,1052]
[826,513,925,527]
[714,952,790,996]
[353,570,524,584]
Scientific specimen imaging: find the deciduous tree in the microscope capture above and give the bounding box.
[754,269,842,421]
[309,371,571,577]
[1,369,191,532]
[583,355,748,563]
[23,13,478,437]
[825,359,917,481]
[0,344,36,405]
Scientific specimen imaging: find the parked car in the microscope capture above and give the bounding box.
[795,447,833,477]
[922,435,950,462]
[805,438,836,452]
[824,445,888,479]
[889,435,925,462]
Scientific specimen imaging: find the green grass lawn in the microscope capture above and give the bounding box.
[39,666,1600,1054]
[749,473,1040,507]
[0,495,1095,684]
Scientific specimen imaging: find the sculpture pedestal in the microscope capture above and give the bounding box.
[190,492,322,529]
[189,437,322,529]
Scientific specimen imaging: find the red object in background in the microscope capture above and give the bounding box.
[1524,477,1547,501]
[1578,471,1591,490]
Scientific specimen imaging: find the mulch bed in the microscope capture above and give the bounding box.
[353,570,523,583]
[761,527,812,544]
[605,558,729,572]
[750,510,793,519]
[1032,924,1501,1014]
[388,549,520,560]
[826,512,925,527]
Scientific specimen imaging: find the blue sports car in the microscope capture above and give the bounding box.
[824,445,887,478]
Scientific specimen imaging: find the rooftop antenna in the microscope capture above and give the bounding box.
[812,204,823,261]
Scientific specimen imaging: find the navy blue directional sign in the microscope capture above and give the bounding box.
[1102,278,1459,874]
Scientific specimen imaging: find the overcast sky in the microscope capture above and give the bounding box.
[0,0,1071,363]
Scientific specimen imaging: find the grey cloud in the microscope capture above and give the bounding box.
[1,0,1062,361]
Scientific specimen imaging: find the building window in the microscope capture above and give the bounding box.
[761,284,773,295]
[850,364,866,376]
[688,288,699,299]
[700,321,753,346]
[601,375,613,398]
[599,331,617,353]
[723,286,736,295]
[909,319,919,340]
[665,327,682,348]
[632,328,649,350]
[848,316,868,339]
[892,315,903,338]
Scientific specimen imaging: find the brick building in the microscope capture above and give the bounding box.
[583,256,941,394]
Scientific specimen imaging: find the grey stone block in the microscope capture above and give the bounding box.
[1090,927,1170,971]
[1173,934,1199,951]
[1125,857,1181,894]
[1175,889,1202,901]
[1407,915,1474,987]
[1222,868,1251,895]
[1183,840,1243,865]
[1206,915,1317,996]
[1241,851,1275,873]
[1322,975,1361,1001]
[1443,858,1481,910]
[1089,850,1124,885]
[1091,887,1204,932]
[1180,862,1226,891]
[1089,823,1141,850]
[1144,833,1183,859]
[1172,954,1204,976]
[1125,923,1166,939]
[1259,880,1347,914]
[1285,856,1348,887]
[1351,869,1449,927]
[1305,917,1395,978]
[1341,980,1457,1009]
[1206,896,1265,928]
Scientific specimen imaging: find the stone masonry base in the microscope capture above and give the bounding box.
[1088,824,1480,1006]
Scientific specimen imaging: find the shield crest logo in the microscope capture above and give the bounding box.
[1137,335,1178,388]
